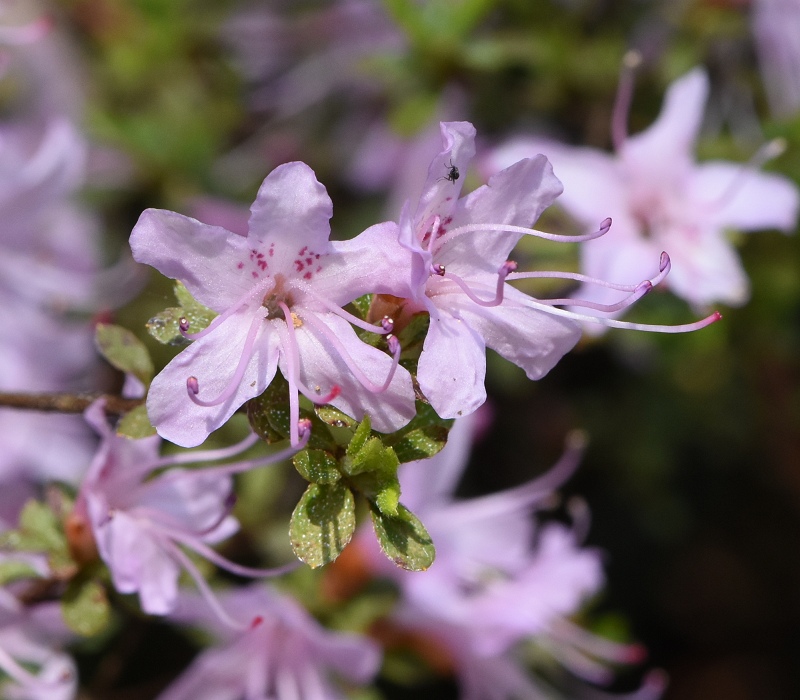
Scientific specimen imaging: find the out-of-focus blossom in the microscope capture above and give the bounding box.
[357,416,659,697]
[0,588,76,700]
[71,402,298,619]
[131,161,416,448]
[753,0,800,117]
[158,584,381,700]
[357,414,657,699]
[486,68,800,310]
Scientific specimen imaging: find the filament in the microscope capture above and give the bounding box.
[436,262,517,308]
[181,277,273,341]
[612,50,642,151]
[288,280,390,334]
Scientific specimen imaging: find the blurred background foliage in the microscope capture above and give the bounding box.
[38,0,800,697]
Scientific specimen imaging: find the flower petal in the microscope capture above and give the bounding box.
[130,209,256,312]
[247,162,334,274]
[449,285,581,381]
[416,304,487,419]
[689,161,800,232]
[292,312,416,433]
[147,310,279,447]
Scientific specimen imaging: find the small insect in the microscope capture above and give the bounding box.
[438,159,459,183]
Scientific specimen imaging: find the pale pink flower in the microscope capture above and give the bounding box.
[72,401,299,620]
[392,121,716,420]
[753,0,800,117]
[131,161,416,448]
[485,68,799,310]
[158,584,381,700]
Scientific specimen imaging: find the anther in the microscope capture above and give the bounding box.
[431,263,446,276]
[387,334,400,355]
[250,616,264,629]
[187,376,200,395]
[179,316,190,333]
[297,418,313,442]
[381,316,394,333]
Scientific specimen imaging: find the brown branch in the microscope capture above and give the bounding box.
[0,392,143,415]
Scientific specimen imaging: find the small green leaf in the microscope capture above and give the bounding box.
[0,501,75,577]
[0,559,43,585]
[147,281,216,345]
[293,449,341,484]
[350,294,373,320]
[95,324,154,385]
[315,405,357,429]
[62,579,111,637]
[347,415,372,457]
[382,401,453,463]
[344,437,399,477]
[371,503,435,572]
[117,404,157,439]
[289,483,356,568]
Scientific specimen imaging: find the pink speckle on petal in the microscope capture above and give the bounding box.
[304,271,312,280]
[237,262,244,269]
[252,271,259,279]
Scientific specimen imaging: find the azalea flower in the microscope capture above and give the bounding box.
[385,121,717,420]
[485,67,799,310]
[357,416,659,698]
[0,589,76,700]
[70,401,301,620]
[158,584,381,700]
[131,161,416,448]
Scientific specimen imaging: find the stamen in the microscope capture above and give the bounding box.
[438,261,517,308]
[431,263,446,276]
[440,217,612,248]
[288,279,391,334]
[549,617,647,665]
[524,296,722,334]
[444,430,586,521]
[0,646,66,691]
[381,316,394,333]
[302,312,401,394]
[181,277,273,341]
[186,314,263,407]
[276,304,303,447]
[149,431,262,471]
[541,280,652,313]
[164,541,251,631]
[427,215,444,253]
[612,50,642,151]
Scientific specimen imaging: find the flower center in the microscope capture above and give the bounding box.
[262,274,295,319]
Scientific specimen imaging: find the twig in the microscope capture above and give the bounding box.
[0,392,143,415]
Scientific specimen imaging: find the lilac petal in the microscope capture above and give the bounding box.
[246,162,334,272]
[147,310,279,448]
[313,220,417,305]
[662,228,750,307]
[449,285,581,382]
[689,161,800,232]
[415,121,476,228]
[130,209,256,312]
[485,138,626,227]
[622,68,709,178]
[290,312,416,433]
[416,304,487,420]
[441,155,564,273]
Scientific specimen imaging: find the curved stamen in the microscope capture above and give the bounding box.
[540,280,652,313]
[186,313,264,407]
[439,217,612,248]
[548,617,646,665]
[163,540,251,631]
[508,251,672,291]
[437,261,518,308]
[149,432,262,471]
[167,528,300,579]
[0,647,68,692]
[612,50,642,152]
[181,277,274,341]
[444,430,586,522]
[288,280,390,334]
[544,641,615,685]
[301,312,401,394]
[525,296,722,334]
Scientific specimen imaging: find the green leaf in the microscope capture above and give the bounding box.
[347,415,372,457]
[95,324,154,385]
[289,483,356,568]
[344,437,399,477]
[116,404,157,439]
[381,401,453,463]
[62,579,111,637]
[350,294,373,320]
[0,559,43,585]
[293,449,341,484]
[371,503,435,572]
[147,281,216,345]
[0,501,75,577]
[315,405,357,429]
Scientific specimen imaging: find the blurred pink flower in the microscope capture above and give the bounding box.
[486,68,799,310]
[158,584,381,700]
[753,0,800,117]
